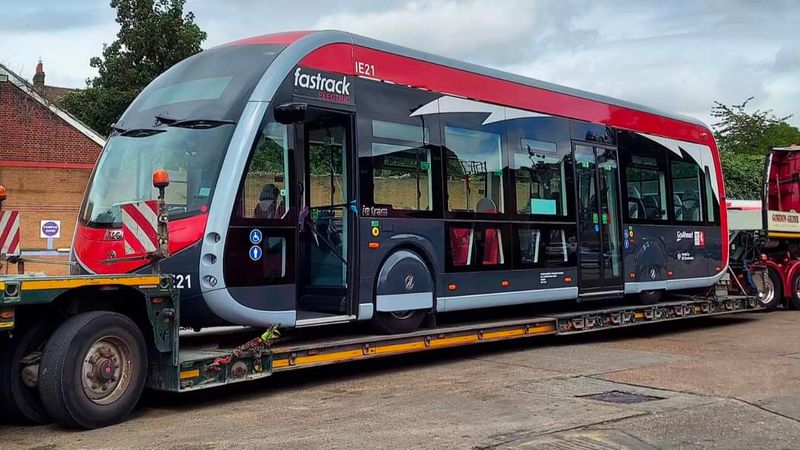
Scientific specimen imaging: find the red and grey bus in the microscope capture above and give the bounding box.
[72,30,727,334]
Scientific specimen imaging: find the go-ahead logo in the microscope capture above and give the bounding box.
[294,68,352,104]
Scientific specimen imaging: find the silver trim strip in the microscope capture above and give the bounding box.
[579,290,624,297]
[624,270,726,294]
[438,287,577,313]
[295,315,356,328]
[376,292,433,312]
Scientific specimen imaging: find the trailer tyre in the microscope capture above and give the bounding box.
[790,272,800,310]
[753,268,781,311]
[0,321,53,424]
[38,311,147,429]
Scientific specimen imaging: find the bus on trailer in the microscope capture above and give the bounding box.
[72,30,727,334]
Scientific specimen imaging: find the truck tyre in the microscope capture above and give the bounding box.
[753,268,781,311]
[790,272,800,310]
[38,311,147,429]
[0,322,53,424]
[639,290,663,305]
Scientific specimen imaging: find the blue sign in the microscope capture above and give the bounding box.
[249,229,263,245]
[41,220,60,238]
[624,239,630,249]
[249,245,262,261]
[594,224,601,233]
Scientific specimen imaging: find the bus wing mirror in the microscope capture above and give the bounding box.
[275,102,307,124]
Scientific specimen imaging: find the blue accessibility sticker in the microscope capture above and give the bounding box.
[594,224,601,233]
[624,239,630,249]
[249,245,262,261]
[249,229,262,245]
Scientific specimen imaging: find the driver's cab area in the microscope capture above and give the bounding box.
[224,103,357,327]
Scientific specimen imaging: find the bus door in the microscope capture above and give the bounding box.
[295,107,357,319]
[574,144,624,297]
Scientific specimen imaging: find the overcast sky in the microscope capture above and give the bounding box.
[1,0,798,126]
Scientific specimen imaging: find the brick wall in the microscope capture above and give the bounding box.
[0,80,102,276]
[0,82,101,165]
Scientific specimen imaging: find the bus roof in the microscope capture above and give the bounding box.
[224,30,708,130]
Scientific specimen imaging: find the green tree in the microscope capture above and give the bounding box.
[60,0,206,136]
[711,98,800,199]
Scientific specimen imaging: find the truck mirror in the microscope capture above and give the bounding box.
[274,102,307,124]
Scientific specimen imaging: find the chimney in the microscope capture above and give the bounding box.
[33,59,45,91]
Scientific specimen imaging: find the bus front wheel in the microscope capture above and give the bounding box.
[371,310,426,335]
[38,311,147,429]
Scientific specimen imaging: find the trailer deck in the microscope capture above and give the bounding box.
[170,294,763,392]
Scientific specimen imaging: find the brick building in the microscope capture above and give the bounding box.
[0,62,105,272]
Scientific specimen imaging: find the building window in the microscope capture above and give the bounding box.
[512,138,567,216]
[369,120,432,211]
[238,122,290,219]
[672,159,704,222]
[444,126,504,214]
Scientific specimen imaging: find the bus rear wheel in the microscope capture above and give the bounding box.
[38,311,147,429]
[639,290,663,305]
[0,321,53,424]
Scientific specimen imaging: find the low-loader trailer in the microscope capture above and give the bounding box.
[0,270,763,428]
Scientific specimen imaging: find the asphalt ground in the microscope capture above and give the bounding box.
[4,310,800,449]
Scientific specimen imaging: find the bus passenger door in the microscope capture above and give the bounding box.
[574,144,624,298]
[295,107,357,321]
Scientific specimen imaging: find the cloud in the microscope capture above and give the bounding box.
[0,1,108,32]
[0,0,797,127]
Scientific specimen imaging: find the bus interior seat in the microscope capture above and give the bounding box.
[674,194,684,220]
[643,196,660,219]
[682,189,701,221]
[627,186,645,219]
[475,198,500,265]
[254,184,280,219]
[450,228,472,266]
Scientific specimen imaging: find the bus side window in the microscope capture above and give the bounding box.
[444,125,504,214]
[238,122,290,220]
[619,131,668,222]
[670,159,704,223]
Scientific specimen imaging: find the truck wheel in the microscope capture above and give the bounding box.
[639,290,663,305]
[38,311,147,429]
[790,272,800,310]
[371,310,426,335]
[753,268,781,310]
[0,322,53,424]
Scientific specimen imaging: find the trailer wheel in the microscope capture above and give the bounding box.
[38,311,147,429]
[790,272,800,310]
[0,322,53,424]
[753,268,781,310]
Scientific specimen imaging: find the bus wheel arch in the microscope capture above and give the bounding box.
[371,246,435,334]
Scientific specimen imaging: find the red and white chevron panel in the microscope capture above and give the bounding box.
[121,201,159,255]
[0,210,20,256]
